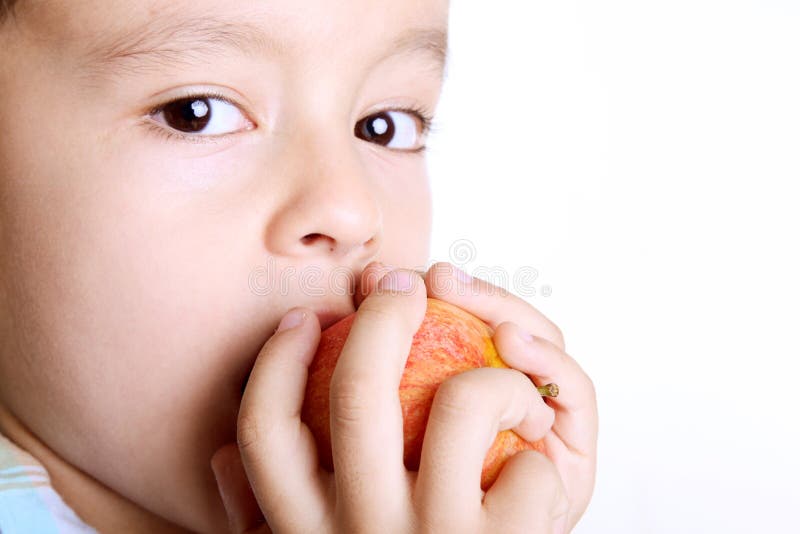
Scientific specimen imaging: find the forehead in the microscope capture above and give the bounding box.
[19,0,448,52]
[15,0,448,88]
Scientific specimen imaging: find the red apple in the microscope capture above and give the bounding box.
[301,297,557,491]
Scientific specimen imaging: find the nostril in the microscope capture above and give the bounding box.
[301,233,377,254]
[301,233,324,243]
[302,233,335,252]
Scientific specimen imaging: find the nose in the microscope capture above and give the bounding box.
[263,132,382,262]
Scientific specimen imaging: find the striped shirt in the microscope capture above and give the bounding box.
[0,432,97,534]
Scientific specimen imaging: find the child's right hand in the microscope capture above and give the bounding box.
[212,268,569,534]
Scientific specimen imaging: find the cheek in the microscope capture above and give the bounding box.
[0,136,265,459]
[375,157,433,267]
[0,148,277,524]
[1,176,220,403]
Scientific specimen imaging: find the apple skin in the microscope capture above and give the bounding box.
[301,297,546,491]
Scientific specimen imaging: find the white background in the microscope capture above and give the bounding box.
[427,1,800,532]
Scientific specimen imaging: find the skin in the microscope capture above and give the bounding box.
[0,1,597,533]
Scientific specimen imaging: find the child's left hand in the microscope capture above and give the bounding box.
[419,261,598,531]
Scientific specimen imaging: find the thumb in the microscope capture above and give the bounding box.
[211,443,268,534]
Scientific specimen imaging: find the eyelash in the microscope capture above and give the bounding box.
[401,105,436,154]
[357,104,436,155]
[145,90,240,145]
[145,92,437,151]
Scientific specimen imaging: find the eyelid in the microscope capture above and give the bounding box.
[144,85,256,118]
[357,105,435,153]
[364,104,434,134]
[142,87,257,143]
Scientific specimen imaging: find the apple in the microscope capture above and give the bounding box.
[301,297,558,491]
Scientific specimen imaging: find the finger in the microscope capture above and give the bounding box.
[424,261,565,351]
[482,450,570,534]
[211,443,269,534]
[496,321,598,530]
[415,367,555,530]
[493,321,597,455]
[237,308,331,533]
[353,261,395,308]
[329,269,426,524]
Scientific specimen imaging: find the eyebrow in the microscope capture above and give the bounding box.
[79,15,448,84]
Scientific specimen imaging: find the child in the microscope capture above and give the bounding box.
[0,1,597,532]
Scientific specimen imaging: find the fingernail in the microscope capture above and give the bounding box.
[360,263,388,290]
[453,265,472,284]
[210,458,234,527]
[277,308,306,332]
[517,324,534,343]
[211,461,228,503]
[377,269,414,292]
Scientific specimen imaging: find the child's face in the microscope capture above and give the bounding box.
[0,0,447,531]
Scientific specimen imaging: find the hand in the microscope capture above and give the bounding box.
[421,261,598,532]
[211,265,571,533]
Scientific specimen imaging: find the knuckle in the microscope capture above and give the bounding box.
[329,378,375,427]
[517,452,569,513]
[354,300,397,325]
[432,373,482,419]
[356,298,419,337]
[529,319,566,353]
[236,411,262,452]
[549,322,566,351]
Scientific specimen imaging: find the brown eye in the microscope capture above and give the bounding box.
[151,94,253,137]
[161,97,212,133]
[355,112,395,146]
[354,110,425,150]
